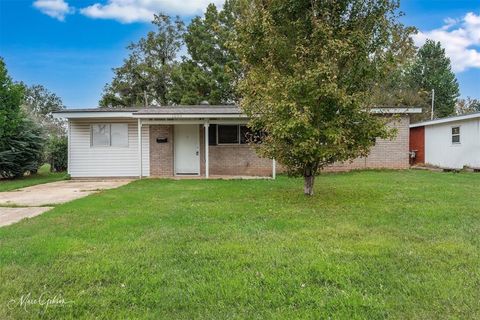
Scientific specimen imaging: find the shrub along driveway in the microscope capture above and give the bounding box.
[0,171,479,319]
[0,180,131,227]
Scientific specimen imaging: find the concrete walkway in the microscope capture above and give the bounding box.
[0,207,53,227]
[0,179,132,227]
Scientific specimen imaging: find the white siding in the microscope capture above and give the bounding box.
[425,118,480,169]
[69,119,150,177]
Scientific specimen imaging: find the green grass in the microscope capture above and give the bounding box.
[0,164,68,192]
[1,170,479,319]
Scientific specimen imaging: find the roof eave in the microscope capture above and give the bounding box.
[410,112,480,128]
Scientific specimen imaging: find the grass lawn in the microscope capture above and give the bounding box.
[0,164,68,192]
[1,170,479,319]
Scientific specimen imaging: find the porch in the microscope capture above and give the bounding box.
[134,112,276,179]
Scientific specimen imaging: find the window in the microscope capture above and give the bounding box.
[111,124,129,147]
[217,125,239,144]
[91,124,110,147]
[91,124,128,147]
[213,124,263,145]
[452,126,460,144]
[240,125,250,144]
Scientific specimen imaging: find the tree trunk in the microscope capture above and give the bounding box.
[303,174,315,196]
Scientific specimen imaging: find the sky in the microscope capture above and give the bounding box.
[0,0,479,109]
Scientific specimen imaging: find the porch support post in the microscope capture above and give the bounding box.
[204,121,210,178]
[272,159,276,179]
[138,118,143,179]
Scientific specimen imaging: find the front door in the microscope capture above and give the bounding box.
[174,124,200,175]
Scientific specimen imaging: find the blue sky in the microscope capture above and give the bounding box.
[0,0,479,109]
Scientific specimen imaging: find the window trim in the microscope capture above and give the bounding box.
[451,125,461,145]
[90,123,129,148]
[216,124,249,145]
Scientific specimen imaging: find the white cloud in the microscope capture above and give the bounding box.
[33,0,73,21]
[413,12,480,72]
[80,0,224,23]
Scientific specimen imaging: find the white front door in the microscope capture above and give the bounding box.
[175,124,200,175]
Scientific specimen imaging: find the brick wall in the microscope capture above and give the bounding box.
[325,115,410,171]
[149,125,174,177]
[199,125,273,176]
[208,145,273,176]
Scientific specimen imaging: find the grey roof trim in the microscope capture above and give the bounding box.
[134,105,241,115]
[54,108,141,113]
[53,106,421,119]
[410,112,480,128]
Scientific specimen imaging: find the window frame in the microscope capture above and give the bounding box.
[451,126,461,145]
[216,124,250,145]
[90,123,129,148]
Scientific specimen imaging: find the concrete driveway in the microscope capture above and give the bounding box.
[0,179,132,227]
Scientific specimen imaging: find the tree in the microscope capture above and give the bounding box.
[408,40,459,119]
[0,58,44,178]
[235,0,412,195]
[45,135,68,172]
[22,84,66,137]
[456,97,480,115]
[169,1,241,105]
[100,14,185,107]
[369,29,430,117]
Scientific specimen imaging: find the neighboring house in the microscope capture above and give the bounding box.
[410,112,480,169]
[54,106,421,178]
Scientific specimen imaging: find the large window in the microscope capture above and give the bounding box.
[217,125,239,144]
[211,124,263,145]
[452,126,460,144]
[91,124,128,147]
[216,125,254,145]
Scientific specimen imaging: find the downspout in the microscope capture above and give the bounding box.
[138,118,143,179]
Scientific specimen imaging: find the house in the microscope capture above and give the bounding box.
[410,112,480,169]
[54,106,421,178]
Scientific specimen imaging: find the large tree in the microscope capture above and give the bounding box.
[168,1,240,105]
[0,58,44,178]
[235,0,413,195]
[100,14,185,107]
[369,30,429,113]
[408,39,459,119]
[22,84,66,137]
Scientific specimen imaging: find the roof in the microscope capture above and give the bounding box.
[53,105,421,119]
[54,105,240,114]
[54,108,141,112]
[135,105,241,115]
[410,112,480,128]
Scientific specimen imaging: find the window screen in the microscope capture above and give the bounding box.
[111,124,129,147]
[91,124,128,147]
[91,124,110,147]
[218,125,239,144]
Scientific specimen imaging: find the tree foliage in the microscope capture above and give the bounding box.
[369,30,430,112]
[456,97,480,115]
[45,135,68,172]
[408,39,459,119]
[0,58,44,178]
[100,14,185,107]
[22,84,66,137]
[235,0,413,195]
[100,3,241,107]
[169,1,240,105]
